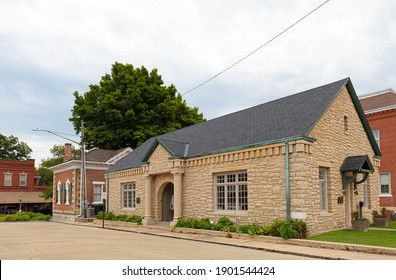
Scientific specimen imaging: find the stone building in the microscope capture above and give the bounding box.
[49,144,131,221]
[359,88,396,210]
[106,78,381,235]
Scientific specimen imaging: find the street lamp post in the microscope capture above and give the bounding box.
[19,195,22,212]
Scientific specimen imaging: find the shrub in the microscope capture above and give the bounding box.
[291,219,308,239]
[115,215,128,222]
[217,216,233,228]
[96,211,104,219]
[104,211,116,220]
[0,212,51,222]
[267,218,284,237]
[279,221,298,239]
[126,215,143,225]
[173,216,308,239]
[96,211,142,225]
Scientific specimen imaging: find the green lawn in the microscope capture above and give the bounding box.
[308,228,396,248]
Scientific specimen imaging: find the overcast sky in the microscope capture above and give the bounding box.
[1,0,395,166]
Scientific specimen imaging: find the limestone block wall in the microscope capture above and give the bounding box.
[106,86,380,235]
[182,149,288,225]
[107,168,145,217]
[306,86,380,234]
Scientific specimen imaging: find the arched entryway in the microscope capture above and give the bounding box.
[162,183,174,222]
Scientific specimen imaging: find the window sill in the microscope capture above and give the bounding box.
[379,194,392,197]
[213,211,248,216]
[319,211,332,217]
[121,208,136,211]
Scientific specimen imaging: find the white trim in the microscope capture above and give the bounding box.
[359,88,396,99]
[65,179,71,205]
[4,172,12,186]
[49,160,112,173]
[19,173,27,187]
[56,181,62,204]
[106,148,133,164]
[319,167,328,212]
[364,104,396,114]
[379,172,391,195]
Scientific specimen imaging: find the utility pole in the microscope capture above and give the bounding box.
[81,120,87,218]
[33,123,87,219]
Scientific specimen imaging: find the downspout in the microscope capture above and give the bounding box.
[285,141,291,220]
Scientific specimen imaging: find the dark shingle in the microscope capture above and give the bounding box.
[108,78,350,172]
[340,155,374,172]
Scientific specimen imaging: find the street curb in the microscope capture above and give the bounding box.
[56,219,396,259]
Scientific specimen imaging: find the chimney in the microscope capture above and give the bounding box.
[64,143,72,162]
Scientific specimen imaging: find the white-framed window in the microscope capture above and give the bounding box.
[19,173,27,187]
[319,167,328,212]
[93,182,105,203]
[372,130,380,148]
[122,183,136,208]
[4,172,12,186]
[56,181,62,204]
[215,172,248,211]
[379,173,391,195]
[65,179,71,205]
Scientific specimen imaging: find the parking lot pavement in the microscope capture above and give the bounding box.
[2,221,396,260]
[0,221,314,260]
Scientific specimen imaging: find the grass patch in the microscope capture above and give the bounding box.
[371,221,396,229]
[308,229,396,248]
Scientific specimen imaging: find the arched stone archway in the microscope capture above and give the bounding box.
[161,183,174,222]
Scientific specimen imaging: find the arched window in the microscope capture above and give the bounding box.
[56,181,62,204]
[65,180,71,205]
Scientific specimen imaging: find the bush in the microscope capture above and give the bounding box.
[0,212,51,222]
[96,211,104,219]
[279,221,298,239]
[267,218,284,237]
[291,219,308,239]
[173,216,308,239]
[217,216,233,228]
[104,211,116,220]
[95,211,142,225]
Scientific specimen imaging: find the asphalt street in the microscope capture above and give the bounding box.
[0,221,314,260]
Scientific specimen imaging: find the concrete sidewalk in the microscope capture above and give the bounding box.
[66,219,396,260]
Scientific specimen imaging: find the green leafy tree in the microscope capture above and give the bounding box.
[70,62,205,150]
[0,133,32,160]
[39,144,80,199]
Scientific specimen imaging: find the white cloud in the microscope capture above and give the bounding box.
[1,0,395,164]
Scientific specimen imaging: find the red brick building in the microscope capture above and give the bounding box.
[49,144,131,221]
[0,159,50,213]
[360,89,396,210]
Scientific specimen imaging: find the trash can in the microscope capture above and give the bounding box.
[87,207,95,218]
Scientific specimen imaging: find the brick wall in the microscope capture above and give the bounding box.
[366,109,396,209]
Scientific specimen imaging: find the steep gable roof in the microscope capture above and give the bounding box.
[108,78,380,172]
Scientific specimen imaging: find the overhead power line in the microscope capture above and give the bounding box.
[181,0,330,96]
[73,0,330,131]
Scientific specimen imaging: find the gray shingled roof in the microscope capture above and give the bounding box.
[340,155,374,173]
[85,147,130,163]
[108,78,363,172]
